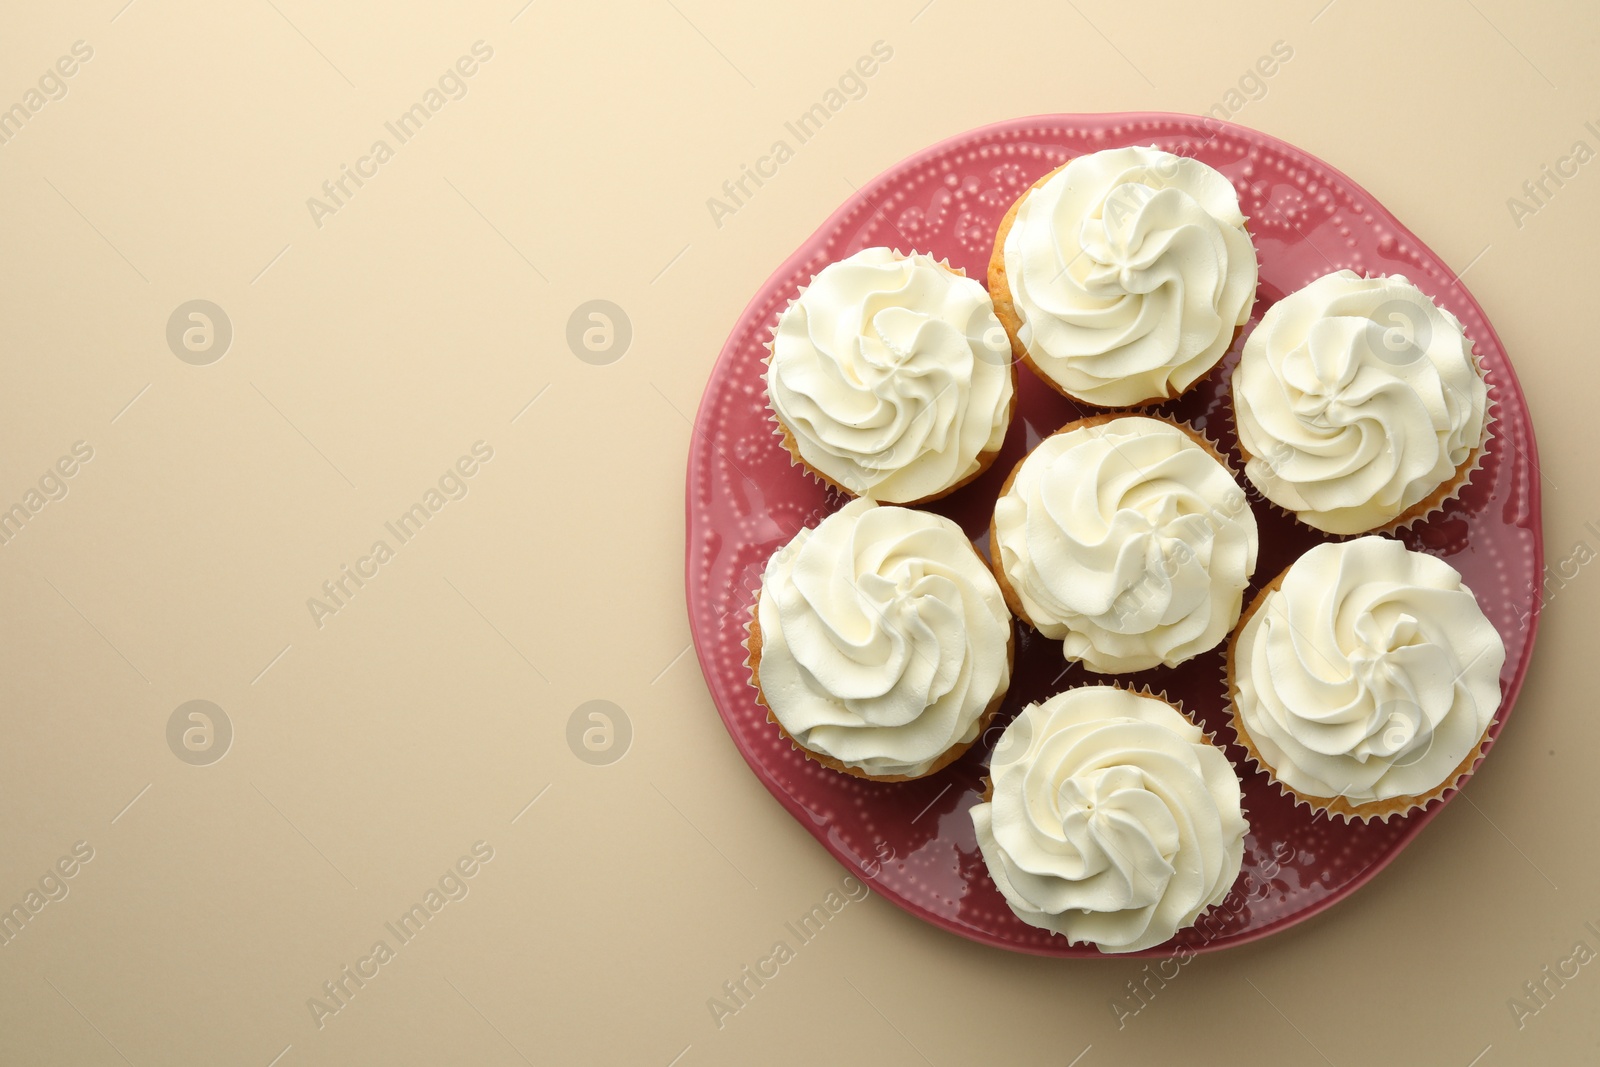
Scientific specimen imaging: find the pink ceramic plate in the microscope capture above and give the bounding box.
[684,114,1543,957]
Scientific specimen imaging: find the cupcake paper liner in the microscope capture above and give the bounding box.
[1378,371,1498,537]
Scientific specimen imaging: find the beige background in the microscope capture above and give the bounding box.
[0,0,1594,1063]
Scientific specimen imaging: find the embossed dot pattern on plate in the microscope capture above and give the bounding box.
[685,114,1543,957]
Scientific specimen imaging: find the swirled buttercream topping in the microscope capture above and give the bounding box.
[1232,270,1488,534]
[755,498,1011,778]
[1001,146,1257,406]
[767,247,1013,502]
[972,686,1247,952]
[1232,536,1504,805]
[993,415,1258,673]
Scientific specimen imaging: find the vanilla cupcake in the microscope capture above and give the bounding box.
[747,498,1013,781]
[1232,270,1489,534]
[991,414,1258,674]
[989,146,1258,407]
[972,685,1248,953]
[765,247,1015,504]
[1227,537,1505,821]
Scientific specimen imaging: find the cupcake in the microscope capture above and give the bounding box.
[1227,536,1505,821]
[989,146,1258,407]
[971,685,1248,953]
[765,246,1015,504]
[747,498,1013,781]
[1231,269,1490,534]
[990,414,1258,674]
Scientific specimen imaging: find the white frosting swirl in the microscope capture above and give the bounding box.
[993,416,1258,673]
[1233,537,1504,806]
[755,498,1011,778]
[972,686,1247,953]
[767,247,1014,503]
[1001,146,1257,406]
[1233,270,1488,534]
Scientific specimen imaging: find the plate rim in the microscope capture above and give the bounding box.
[684,110,1545,957]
